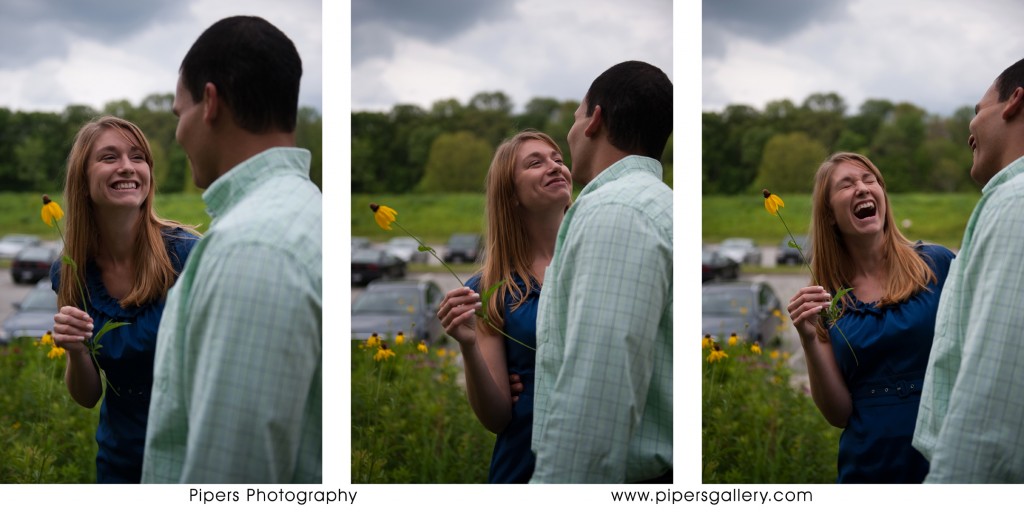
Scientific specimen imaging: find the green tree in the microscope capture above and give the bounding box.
[753,132,828,193]
[418,131,493,193]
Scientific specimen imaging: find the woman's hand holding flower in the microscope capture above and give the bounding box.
[788,286,832,345]
[437,287,480,346]
[52,305,94,355]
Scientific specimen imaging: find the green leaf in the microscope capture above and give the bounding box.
[94,320,130,345]
[477,280,505,322]
[418,245,433,252]
[788,240,800,249]
[62,254,77,268]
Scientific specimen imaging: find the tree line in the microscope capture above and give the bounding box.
[0,94,322,193]
[703,92,976,195]
[352,91,674,194]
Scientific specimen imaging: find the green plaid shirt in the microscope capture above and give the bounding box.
[913,155,1024,482]
[142,148,322,483]
[531,156,673,483]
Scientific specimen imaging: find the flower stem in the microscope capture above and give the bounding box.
[775,210,859,366]
[391,220,535,351]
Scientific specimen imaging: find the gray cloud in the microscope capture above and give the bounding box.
[702,0,850,58]
[352,0,514,64]
[0,0,184,67]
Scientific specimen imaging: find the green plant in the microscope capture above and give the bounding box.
[702,335,840,483]
[0,337,99,483]
[351,336,495,483]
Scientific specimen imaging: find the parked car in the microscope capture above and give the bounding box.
[385,236,428,263]
[443,233,483,263]
[0,280,58,344]
[718,237,761,265]
[351,236,371,252]
[702,281,784,346]
[351,279,446,344]
[702,247,739,282]
[0,234,40,260]
[352,248,406,286]
[777,234,810,265]
[10,245,60,285]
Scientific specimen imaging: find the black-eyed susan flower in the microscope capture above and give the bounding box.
[702,333,713,349]
[707,343,729,364]
[727,332,738,346]
[394,331,405,345]
[366,333,380,348]
[750,341,762,355]
[374,344,396,362]
[41,331,55,347]
[47,345,65,359]
[762,189,784,216]
[41,195,64,227]
[770,349,781,360]
[369,203,397,231]
[417,342,428,353]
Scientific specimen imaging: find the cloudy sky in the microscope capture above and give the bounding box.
[703,0,1024,117]
[351,0,674,113]
[0,0,322,113]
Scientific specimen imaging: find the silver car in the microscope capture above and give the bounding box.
[0,280,57,344]
[351,279,446,344]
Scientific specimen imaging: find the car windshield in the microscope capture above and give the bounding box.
[352,288,421,314]
[352,249,383,263]
[449,235,478,246]
[702,288,754,316]
[17,247,54,260]
[21,287,57,311]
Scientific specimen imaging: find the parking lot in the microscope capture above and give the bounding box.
[0,266,40,323]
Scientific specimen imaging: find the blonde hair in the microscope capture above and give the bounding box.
[480,130,568,333]
[58,116,199,310]
[809,152,936,341]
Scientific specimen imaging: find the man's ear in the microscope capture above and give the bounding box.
[202,82,219,124]
[1002,86,1024,121]
[584,104,603,137]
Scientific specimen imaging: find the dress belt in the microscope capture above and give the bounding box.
[851,374,924,400]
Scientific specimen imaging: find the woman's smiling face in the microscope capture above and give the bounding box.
[87,127,151,211]
[513,139,571,213]
[828,160,886,238]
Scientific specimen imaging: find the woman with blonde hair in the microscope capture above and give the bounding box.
[50,116,199,483]
[787,152,954,483]
[437,129,571,483]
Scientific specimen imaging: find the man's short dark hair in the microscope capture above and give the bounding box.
[996,57,1024,102]
[180,16,302,133]
[584,60,672,160]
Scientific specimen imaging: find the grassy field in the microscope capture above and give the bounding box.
[0,192,211,239]
[352,193,486,244]
[702,193,981,249]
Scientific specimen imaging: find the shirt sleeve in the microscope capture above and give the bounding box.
[925,197,1024,482]
[177,240,321,483]
[531,203,671,483]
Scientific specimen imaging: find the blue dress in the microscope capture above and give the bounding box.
[466,273,538,483]
[50,227,198,483]
[829,243,954,483]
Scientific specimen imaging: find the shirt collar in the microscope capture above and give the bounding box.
[577,155,663,199]
[202,147,311,219]
[982,154,1024,195]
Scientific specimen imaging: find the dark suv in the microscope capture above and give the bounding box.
[443,233,483,263]
[777,235,810,265]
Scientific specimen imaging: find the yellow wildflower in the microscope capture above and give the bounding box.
[369,203,397,231]
[762,189,784,216]
[727,332,738,346]
[47,345,65,359]
[395,331,405,345]
[702,333,713,349]
[436,348,447,358]
[739,306,749,315]
[751,341,762,355]
[41,195,65,227]
[417,342,428,353]
[374,345,396,362]
[41,330,55,347]
[366,333,380,348]
[770,350,781,360]
[707,344,729,364]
